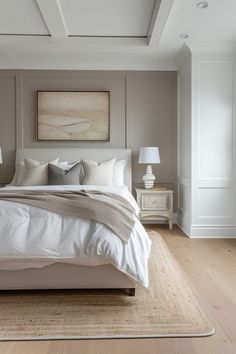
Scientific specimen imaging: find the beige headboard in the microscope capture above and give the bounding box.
[16,148,132,191]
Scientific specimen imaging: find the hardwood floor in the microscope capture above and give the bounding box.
[0,225,236,354]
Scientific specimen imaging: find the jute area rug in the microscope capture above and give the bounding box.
[0,232,214,340]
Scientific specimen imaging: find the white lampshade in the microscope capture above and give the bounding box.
[138,147,160,164]
[0,147,2,164]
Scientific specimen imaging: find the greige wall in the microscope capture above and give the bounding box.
[0,70,177,205]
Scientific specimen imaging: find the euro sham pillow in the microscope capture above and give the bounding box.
[113,159,126,186]
[82,158,116,186]
[10,160,68,186]
[21,158,59,186]
[48,161,82,185]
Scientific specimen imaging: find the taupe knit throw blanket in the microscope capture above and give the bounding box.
[0,189,136,243]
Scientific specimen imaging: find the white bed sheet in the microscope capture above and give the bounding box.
[0,185,151,287]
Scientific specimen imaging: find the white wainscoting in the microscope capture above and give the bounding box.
[177,49,236,238]
[177,176,191,236]
[177,46,192,236]
[190,226,236,238]
[192,55,236,237]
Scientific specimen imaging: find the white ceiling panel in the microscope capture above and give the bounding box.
[1,0,236,70]
[160,0,236,52]
[58,0,156,37]
[0,0,49,35]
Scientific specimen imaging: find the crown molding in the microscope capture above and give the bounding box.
[188,41,236,54]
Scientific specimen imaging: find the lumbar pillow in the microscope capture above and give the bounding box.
[113,160,126,186]
[82,158,116,185]
[21,158,59,186]
[48,161,82,185]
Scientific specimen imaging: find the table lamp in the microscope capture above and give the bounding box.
[138,147,160,189]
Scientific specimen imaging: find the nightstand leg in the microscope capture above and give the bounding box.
[169,194,173,230]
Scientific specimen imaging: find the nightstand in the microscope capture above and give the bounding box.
[136,188,173,230]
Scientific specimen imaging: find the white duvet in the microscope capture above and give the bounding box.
[0,185,151,287]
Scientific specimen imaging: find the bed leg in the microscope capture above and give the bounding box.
[127,288,136,296]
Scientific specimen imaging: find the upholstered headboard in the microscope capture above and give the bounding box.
[16,148,132,191]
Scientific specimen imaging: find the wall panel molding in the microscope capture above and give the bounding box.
[0,69,177,209]
[0,74,16,183]
[177,49,192,235]
[15,71,24,148]
[198,178,232,188]
[190,54,236,234]
[197,60,233,181]
[177,49,236,238]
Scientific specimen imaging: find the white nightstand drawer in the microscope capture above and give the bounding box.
[141,193,168,210]
[136,188,173,229]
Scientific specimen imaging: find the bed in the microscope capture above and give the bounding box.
[0,148,151,295]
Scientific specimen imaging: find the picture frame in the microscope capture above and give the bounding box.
[37,91,110,141]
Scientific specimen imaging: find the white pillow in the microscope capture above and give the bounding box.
[113,160,126,186]
[67,161,81,169]
[21,158,59,186]
[58,161,69,170]
[82,158,116,186]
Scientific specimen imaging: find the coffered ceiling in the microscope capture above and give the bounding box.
[0,0,158,37]
[0,0,235,70]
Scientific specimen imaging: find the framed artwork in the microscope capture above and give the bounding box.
[37,91,110,141]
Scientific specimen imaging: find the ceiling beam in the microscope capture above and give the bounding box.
[0,35,147,50]
[36,0,68,38]
[148,0,174,47]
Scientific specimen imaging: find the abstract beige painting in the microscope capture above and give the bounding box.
[37,91,110,141]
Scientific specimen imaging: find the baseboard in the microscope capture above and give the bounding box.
[177,211,236,238]
[176,212,191,237]
[189,226,236,238]
[176,223,191,238]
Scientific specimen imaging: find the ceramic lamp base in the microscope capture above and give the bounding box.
[143,164,156,189]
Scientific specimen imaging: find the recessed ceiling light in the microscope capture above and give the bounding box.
[197,1,208,9]
[180,33,189,39]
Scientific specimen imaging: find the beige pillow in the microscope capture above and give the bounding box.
[82,158,116,186]
[21,158,59,186]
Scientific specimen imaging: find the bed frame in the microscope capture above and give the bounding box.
[0,148,136,295]
[0,264,136,295]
